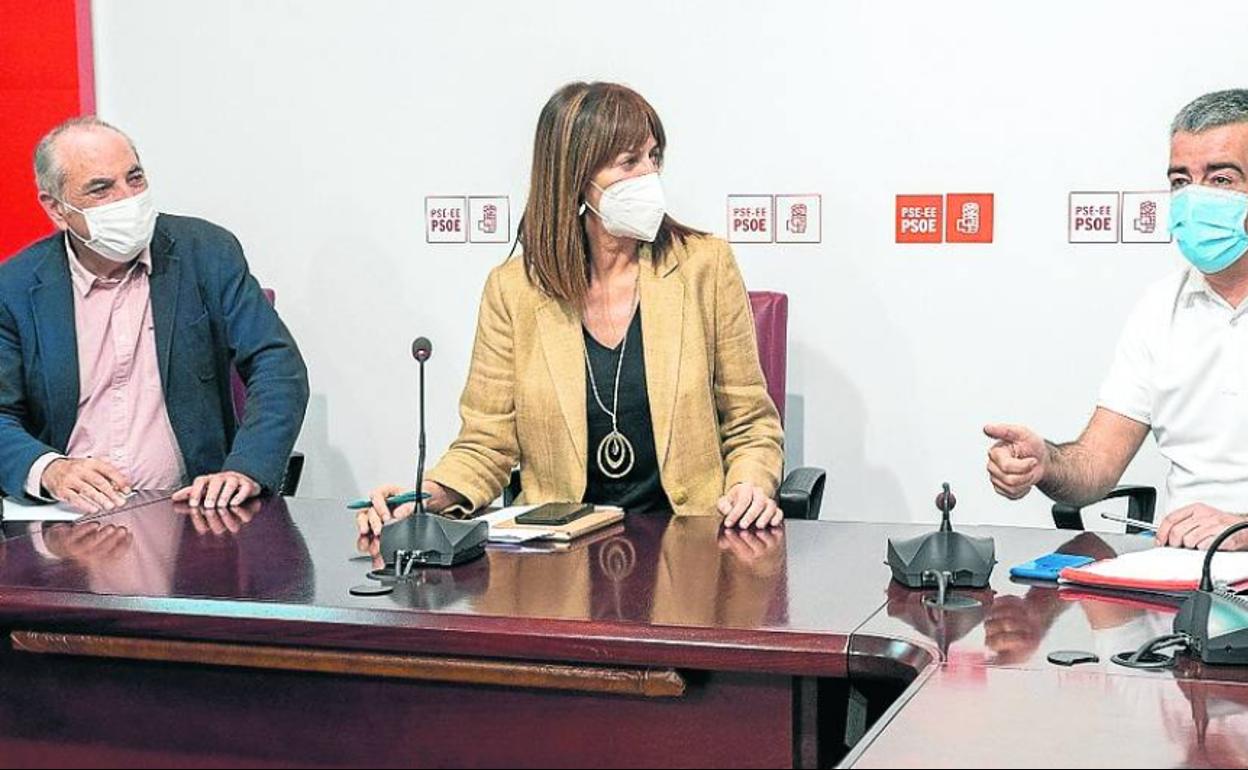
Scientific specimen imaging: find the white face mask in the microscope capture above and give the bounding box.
[583,172,666,242]
[59,188,158,263]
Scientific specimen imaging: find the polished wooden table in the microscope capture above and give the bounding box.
[844,525,1248,768]
[0,497,1244,768]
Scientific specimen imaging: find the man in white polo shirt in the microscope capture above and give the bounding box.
[984,88,1248,552]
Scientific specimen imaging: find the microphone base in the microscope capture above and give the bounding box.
[887,529,996,589]
[1174,590,1248,665]
[379,512,488,570]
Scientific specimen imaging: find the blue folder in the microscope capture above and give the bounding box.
[1010,552,1095,582]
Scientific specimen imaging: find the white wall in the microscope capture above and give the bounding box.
[89,0,1248,526]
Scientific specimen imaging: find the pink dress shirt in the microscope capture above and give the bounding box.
[24,237,186,497]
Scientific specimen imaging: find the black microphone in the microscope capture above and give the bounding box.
[1198,520,1248,593]
[412,337,433,363]
[411,337,432,515]
[935,482,957,533]
[371,335,487,574]
[1171,520,1248,665]
[886,482,996,599]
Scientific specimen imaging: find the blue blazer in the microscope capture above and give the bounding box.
[0,214,309,499]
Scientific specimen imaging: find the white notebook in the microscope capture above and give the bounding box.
[0,497,82,523]
[1058,547,1248,593]
[475,504,624,544]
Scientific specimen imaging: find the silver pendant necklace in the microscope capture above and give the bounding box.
[585,278,640,480]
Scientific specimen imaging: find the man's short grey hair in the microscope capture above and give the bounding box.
[33,116,140,199]
[1172,89,1248,136]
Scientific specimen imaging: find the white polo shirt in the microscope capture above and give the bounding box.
[1098,268,1248,512]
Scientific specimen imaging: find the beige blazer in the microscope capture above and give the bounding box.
[426,234,784,517]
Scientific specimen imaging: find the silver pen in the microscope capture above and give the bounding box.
[1099,511,1160,532]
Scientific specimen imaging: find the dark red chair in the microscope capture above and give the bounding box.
[230,289,304,496]
[748,292,788,424]
[747,291,825,520]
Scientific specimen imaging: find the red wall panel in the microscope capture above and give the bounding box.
[0,0,94,260]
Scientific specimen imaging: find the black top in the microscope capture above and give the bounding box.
[582,311,667,513]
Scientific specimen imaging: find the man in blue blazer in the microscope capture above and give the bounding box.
[0,117,308,512]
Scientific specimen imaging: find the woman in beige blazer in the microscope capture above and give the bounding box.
[360,82,784,531]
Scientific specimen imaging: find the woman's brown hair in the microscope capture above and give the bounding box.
[515,82,703,306]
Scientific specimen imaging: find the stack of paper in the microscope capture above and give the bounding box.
[1,490,163,524]
[0,497,83,523]
[1059,547,1248,593]
[474,504,624,544]
[474,506,550,544]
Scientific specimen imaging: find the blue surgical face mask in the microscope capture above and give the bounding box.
[1169,185,1248,274]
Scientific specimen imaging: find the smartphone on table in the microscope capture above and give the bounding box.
[514,503,593,526]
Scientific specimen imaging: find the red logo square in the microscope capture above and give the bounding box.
[896,195,944,243]
[945,193,994,243]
